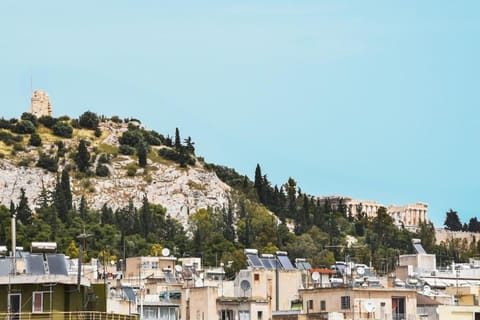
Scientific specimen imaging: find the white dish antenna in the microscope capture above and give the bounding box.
[311,272,320,282]
[357,266,365,275]
[364,300,376,313]
[162,248,170,257]
[423,285,431,295]
[175,265,183,273]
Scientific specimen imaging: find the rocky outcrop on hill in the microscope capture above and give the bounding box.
[0,121,231,226]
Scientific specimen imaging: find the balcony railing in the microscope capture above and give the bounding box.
[0,311,137,320]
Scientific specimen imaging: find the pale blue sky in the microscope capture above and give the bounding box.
[1,1,479,227]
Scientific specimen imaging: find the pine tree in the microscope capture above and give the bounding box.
[75,139,90,172]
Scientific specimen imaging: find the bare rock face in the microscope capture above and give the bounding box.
[0,120,231,227]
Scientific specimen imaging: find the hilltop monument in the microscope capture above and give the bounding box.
[30,89,52,117]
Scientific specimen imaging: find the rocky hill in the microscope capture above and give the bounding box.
[0,119,231,226]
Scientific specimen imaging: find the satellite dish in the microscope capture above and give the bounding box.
[175,265,183,273]
[240,280,251,291]
[423,285,431,295]
[312,272,320,281]
[364,300,376,313]
[357,266,365,276]
[162,248,170,257]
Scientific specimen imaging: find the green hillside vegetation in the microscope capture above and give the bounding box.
[0,111,478,275]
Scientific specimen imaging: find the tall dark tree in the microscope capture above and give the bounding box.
[75,139,90,172]
[100,203,114,226]
[16,188,32,225]
[444,209,462,231]
[79,196,88,222]
[285,177,297,219]
[222,200,236,242]
[54,176,69,223]
[174,127,181,150]
[137,143,148,167]
[184,136,195,154]
[468,217,480,233]
[60,169,72,210]
[140,194,151,237]
[254,164,265,203]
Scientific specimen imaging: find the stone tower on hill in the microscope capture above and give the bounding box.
[30,89,52,117]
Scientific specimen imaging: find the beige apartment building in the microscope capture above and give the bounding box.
[300,286,417,320]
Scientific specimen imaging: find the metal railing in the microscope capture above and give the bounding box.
[0,312,137,320]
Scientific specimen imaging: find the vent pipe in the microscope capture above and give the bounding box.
[11,214,16,275]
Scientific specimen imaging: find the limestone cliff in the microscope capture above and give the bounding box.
[0,120,231,226]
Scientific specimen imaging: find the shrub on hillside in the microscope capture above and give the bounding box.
[0,118,12,130]
[29,133,42,147]
[52,121,73,138]
[37,152,58,172]
[13,120,36,134]
[21,113,38,127]
[0,131,23,145]
[119,144,135,155]
[79,111,100,130]
[95,164,110,177]
[38,115,58,128]
[158,148,195,167]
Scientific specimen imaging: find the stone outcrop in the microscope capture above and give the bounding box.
[0,121,231,227]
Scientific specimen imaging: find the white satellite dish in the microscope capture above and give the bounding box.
[423,285,431,295]
[311,272,320,282]
[364,300,376,313]
[357,266,365,276]
[162,248,170,257]
[175,265,183,273]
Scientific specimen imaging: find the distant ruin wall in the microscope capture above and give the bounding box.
[30,89,52,117]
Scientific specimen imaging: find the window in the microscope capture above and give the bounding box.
[308,300,314,310]
[320,300,326,311]
[8,294,21,320]
[219,310,233,320]
[32,292,43,313]
[341,296,350,309]
[254,274,260,281]
[152,261,158,269]
[257,311,263,320]
[392,297,406,320]
[238,311,250,320]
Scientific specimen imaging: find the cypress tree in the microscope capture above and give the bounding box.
[174,128,181,150]
[54,175,69,223]
[254,164,264,203]
[79,196,88,222]
[75,139,90,172]
[16,188,32,224]
[61,169,73,210]
[137,143,148,167]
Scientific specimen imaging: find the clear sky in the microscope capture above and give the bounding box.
[1,1,479,227]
